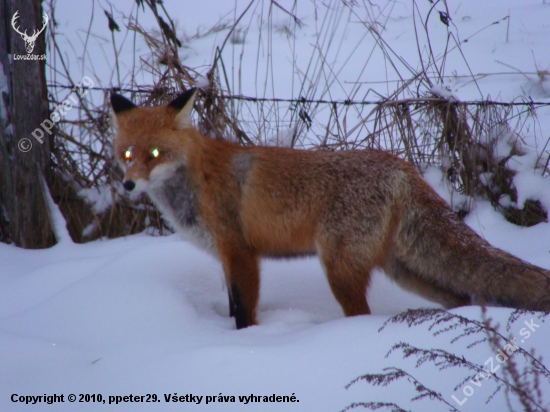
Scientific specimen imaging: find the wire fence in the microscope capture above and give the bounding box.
[47,83,550,107]
[47,80,550,244]
[44,0,550,243]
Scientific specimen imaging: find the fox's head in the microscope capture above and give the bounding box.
[110,89,196,194]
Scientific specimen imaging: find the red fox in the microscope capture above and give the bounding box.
[111,89,550,329]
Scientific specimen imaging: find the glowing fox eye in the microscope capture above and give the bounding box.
[124,149,131,160]
[151,148,160,158]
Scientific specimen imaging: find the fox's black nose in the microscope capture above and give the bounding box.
[123,180,136,191]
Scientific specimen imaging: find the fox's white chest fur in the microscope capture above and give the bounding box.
[147,163,217,256]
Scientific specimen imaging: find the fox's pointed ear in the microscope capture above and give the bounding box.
[110,93,137,114]
[169,88,197,130]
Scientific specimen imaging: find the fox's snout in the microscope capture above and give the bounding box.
[121,176,149,195]
[123,180,136,191]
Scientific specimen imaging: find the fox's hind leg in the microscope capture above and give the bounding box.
[317,243,372,316]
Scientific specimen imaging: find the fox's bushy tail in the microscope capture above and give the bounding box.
[393,184,550,312]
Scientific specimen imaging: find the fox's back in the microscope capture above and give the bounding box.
[234,147,415,256]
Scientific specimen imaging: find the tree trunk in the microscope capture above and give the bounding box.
[0,0,55,248]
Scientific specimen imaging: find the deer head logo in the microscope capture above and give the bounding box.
[11,10,49,54]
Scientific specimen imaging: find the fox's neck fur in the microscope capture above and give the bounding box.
[146,133,237,256]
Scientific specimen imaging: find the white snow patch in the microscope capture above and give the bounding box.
[507,151,550,212]
[78,185,116,214]
[42,175,72,245]
[195,74,210,88]
[81,221,98,238]
[265,127,295,147]
[430,83,457,100]
[478,172,493,186]
[423,166,471,213]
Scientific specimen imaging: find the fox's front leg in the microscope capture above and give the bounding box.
[219,247,260,329]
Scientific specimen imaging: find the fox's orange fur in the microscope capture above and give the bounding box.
[111,89,550,329]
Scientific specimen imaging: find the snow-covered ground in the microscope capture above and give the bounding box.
[2,196,550,411]
[2,202,550,411]
[2,1,550,411]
